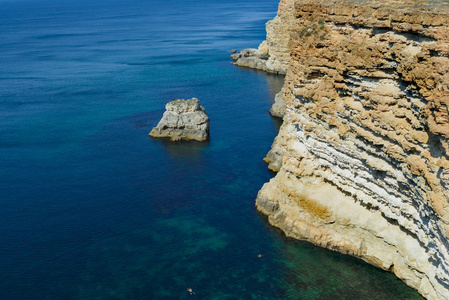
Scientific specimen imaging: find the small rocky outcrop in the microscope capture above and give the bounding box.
[149,98,209,142]
[231,48,272,72]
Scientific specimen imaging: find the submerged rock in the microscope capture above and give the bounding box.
[149,98,209,142]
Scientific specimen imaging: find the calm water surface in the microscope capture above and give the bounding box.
[0,0,423,298]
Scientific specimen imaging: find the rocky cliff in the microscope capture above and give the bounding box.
[231,0,297,74]
[254,0,449,299]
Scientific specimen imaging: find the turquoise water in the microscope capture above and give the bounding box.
[0,0,423,298]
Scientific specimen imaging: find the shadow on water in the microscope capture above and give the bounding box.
[265,73,285,98]
[153,137,210,159]
[232,64,285,107]
[271,115,283,132]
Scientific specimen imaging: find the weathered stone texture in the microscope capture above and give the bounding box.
[256,1,449,299]
[149,98,209,142]
[231,0,297,74]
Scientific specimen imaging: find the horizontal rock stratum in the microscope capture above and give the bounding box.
[231,0,297,75]
[251,0,449,299]
[149,98,209,142]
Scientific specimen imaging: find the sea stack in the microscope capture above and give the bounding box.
[149,98,209,142]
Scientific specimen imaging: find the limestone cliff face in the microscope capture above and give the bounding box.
[256,1,449,299]
[258,0,297,74]
[231,0,297,74]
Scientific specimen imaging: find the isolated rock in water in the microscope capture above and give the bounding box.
[149,98,209,141]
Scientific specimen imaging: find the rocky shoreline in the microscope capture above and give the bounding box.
[236,0,449,299]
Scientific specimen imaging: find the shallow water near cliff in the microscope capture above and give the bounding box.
[0,0,423,299]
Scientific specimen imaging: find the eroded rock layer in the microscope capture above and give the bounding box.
[231,0,297,74]
[256,1,449,299]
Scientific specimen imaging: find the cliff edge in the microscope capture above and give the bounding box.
[231,0,297,75]
[254,0,449,299]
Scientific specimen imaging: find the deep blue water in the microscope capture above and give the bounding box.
[0,0,423,299]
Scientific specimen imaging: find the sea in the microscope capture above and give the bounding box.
[0,0,423,298]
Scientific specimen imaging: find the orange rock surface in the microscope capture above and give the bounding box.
[256,1,449,299]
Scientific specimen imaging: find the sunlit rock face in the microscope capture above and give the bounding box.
[256,1,449,299]
[231,0,297,74]
[149,98,209,142]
